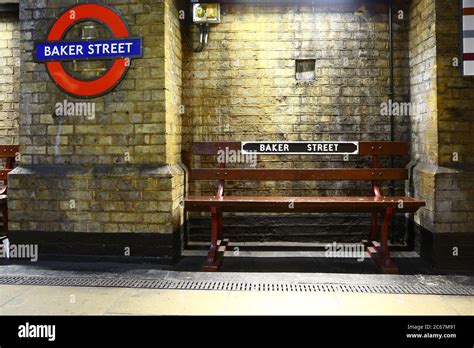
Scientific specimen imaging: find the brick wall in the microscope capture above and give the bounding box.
[409,0,437,231]
[183,4,410,197]
[433,0,474,236]
[18,1,169,166]
[5,0,473,264]
[409,0,437,166]
[164,0,185,240]
[436,0,474,167]
[410,0,474,234]
[409,0,474,269]
[9,0,184,259]
[0,13,19,145]
[165,0,183,165]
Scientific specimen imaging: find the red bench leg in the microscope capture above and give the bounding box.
[202,207,228,272]
[217,210,224,241]
[369,212,378,241]
[362,212,378,250]
[367,207,398,274]
[2,204,7,237]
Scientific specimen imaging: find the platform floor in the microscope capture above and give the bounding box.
[0,284,472,315]
[0,258,472,315]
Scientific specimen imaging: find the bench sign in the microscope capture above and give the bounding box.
[34,4,143,99]
[241,142,359,155]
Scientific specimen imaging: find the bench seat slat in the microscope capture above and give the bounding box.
[0,169,12,181]
[0,145,19,158]
[185,196,425,213]
[191,168,408,181]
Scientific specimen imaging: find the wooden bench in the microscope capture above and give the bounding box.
[0,145,19,238]
[184,141,425,274]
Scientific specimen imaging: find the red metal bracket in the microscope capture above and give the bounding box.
[202,160,227,272]
[367,207,398,274]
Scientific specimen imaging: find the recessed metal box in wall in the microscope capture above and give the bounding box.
[193,3,221,23]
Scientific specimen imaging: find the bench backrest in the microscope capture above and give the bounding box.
[189,141,408,182]
[0,145,19,192]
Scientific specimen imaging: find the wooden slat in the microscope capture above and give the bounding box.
[0,169,11,181]
[192,142,240,155]
[191,168,408,181]
[191,142,407,156]
[184,196,425,213]
[464,8,474,16]
[0,145,19,158]
[359,142,407,156]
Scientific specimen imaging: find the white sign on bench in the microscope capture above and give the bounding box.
[241,141,359,155]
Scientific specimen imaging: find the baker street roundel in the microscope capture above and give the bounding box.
[34,3,143,99]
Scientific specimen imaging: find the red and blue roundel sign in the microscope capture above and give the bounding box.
[34,4,143,99]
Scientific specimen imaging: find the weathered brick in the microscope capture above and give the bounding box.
[0,13,19,144]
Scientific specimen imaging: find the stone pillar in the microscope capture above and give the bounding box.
[410,0,474,270]
[9,0,184,260]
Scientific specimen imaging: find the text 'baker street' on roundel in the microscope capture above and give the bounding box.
[34,3,143,99]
